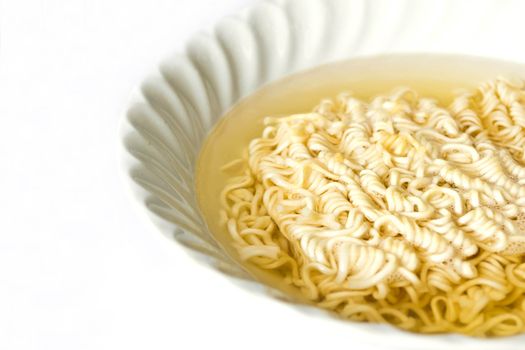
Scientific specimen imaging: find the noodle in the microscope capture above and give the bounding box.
[219,77,525,337]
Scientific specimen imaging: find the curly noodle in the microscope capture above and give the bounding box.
[220,77,525,337]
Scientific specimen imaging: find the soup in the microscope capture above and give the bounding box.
[196,56,525,337]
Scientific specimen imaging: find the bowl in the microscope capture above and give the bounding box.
[119,0,525,348]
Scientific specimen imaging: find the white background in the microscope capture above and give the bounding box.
[0,0,389,349]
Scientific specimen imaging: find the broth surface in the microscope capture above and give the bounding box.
[195,55,525,301]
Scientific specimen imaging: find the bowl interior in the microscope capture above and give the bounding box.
[123,53,525,349]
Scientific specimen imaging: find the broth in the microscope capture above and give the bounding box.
[195,54,525,303]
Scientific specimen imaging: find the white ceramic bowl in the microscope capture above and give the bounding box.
[120,0,525,348]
